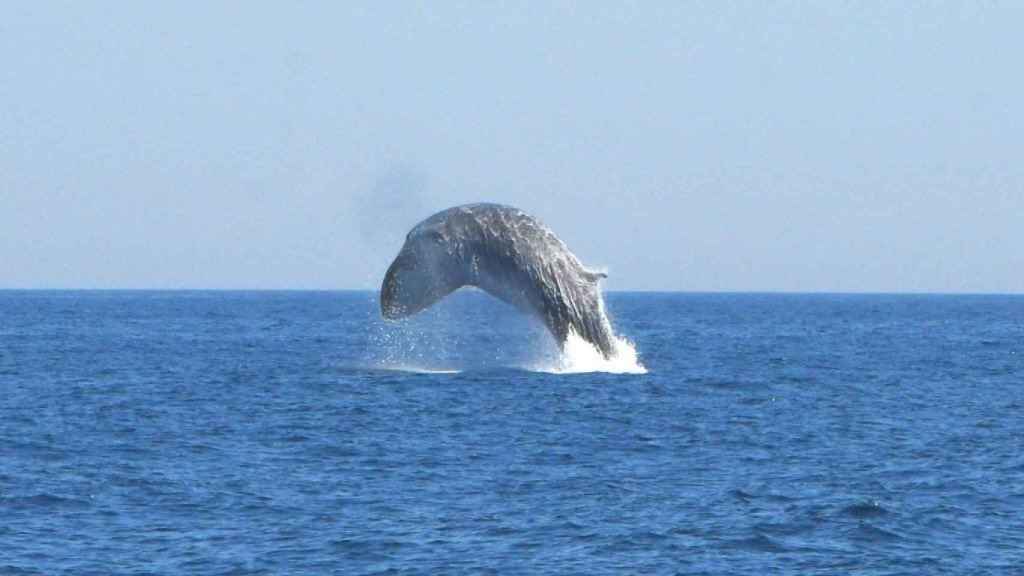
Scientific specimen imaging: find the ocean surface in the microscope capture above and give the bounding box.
[1,290,1022,575]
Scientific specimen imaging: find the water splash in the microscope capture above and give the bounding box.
[382,366,462,374]
[537,330,647,375]
[368,331,646,376]
[365,292,646,375]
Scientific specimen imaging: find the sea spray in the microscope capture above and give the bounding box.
[537,329,647,374]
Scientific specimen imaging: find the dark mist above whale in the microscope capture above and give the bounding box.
[380,203,617,358]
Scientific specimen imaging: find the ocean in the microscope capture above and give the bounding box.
[1,290,1022,574]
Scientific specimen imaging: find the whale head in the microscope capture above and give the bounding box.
[381,222,465,320]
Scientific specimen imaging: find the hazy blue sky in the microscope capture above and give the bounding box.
[3,3,1021,292]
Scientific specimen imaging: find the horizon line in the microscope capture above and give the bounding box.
[1,287,1022,297]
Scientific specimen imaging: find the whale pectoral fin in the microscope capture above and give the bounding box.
[583,269,607,283]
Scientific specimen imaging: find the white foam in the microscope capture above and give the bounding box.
[537,330,647,375]
[385,366,462,374]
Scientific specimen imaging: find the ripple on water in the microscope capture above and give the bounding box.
[1,494,92,511]
[849,523,902,543]
[5,292,1024,575]
[841,500,889,519]
[722,532,789,553]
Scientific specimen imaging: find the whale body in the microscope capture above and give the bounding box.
[380,203,617,358]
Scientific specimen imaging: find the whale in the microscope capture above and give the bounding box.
[380,203,617,358]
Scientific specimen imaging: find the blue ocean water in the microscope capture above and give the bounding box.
[1,290,1022,575]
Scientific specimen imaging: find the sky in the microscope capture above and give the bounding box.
[2,3,1022,292]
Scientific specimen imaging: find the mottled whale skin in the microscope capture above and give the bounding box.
[381,203,616,358]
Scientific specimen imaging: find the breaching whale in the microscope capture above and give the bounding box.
[380,203,617,358]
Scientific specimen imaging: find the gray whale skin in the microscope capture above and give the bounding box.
[380,203,616,358]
